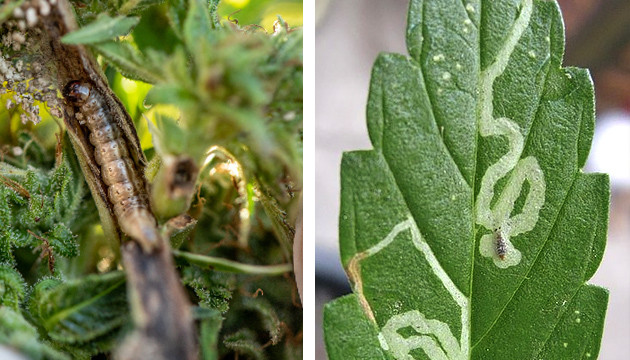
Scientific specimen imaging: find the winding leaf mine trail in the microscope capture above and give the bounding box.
[349,218,469,360]
[31,0,197,358]
[475,0,546,270]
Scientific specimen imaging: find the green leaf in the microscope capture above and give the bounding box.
[16,130,51,166]
[47,223,78,258]
[194,307,224,360]
[132,5,179,54]
[256,184,294,261]
[146,113,188,156]
[223,329,265,360]
[0,264,26,310]
[145,83,197,108]
[92,41,162,83]
[0,136,85,267]
[242,298,283,345]
[29,272,128,345]
[61,15,140,44]
[183,0,213,56]
[164,213,197,248]
[324,295,389,360]
[208,0,220,29]
[0,307,70,360]
[324,1,609,359]
[182,265,234,313]
[119,0,166,15]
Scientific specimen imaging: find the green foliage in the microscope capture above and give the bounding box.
[1,0,301,358]
[28,272,127,346]
[71,0,302,233]
[61,14,139,44]
[182,264,235,313]
[195,306,223,360]
[0,263,26,310]
[65,0,303,194]
[93,41,164,83]
[223,328,265,360]
[81,0,303,191]
[0,133,85,266]
[324,0,609,359]
[242,297,283,345]
[0,307,70,360]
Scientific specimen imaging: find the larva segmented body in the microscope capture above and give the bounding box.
[63,81,159,249]
[495,229,507,260]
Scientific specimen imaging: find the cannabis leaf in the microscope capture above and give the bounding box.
[28,272,128,354]
[0,263,26,310]
[324,1,609,359]
[224,329,266,360]
[61,14,139,44]
[195,307,224,360]
[0,134,85,266]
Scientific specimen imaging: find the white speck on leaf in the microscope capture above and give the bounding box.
[433,54,445,62]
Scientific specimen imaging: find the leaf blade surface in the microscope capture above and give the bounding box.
[324,1,609,359]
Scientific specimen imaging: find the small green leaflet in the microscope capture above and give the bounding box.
[323,0,609,359]
[92,41,162,83]
[61,14,139,44]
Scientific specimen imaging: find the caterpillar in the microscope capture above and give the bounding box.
[63,80,160,250]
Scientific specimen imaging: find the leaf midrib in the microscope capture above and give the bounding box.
[43,277,125,330]
[468,0,483,356]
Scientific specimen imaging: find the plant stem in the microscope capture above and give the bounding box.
[172,250,292,276]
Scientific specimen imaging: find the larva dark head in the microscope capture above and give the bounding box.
[63,81,90,104]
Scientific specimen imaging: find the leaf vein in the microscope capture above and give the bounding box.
[44,278,125,330]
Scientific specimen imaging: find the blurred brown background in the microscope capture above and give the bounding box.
[315,0,630,359]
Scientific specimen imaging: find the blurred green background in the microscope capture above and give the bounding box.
[217,0,302,32]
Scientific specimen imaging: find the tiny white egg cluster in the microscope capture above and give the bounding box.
[1,0,62,125]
